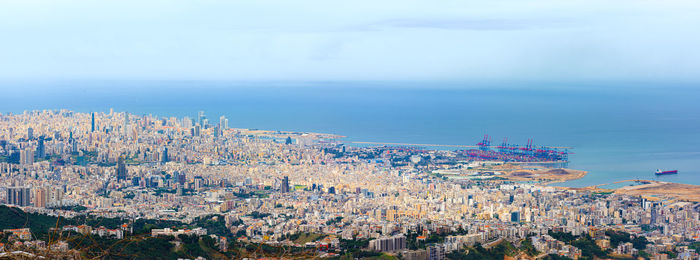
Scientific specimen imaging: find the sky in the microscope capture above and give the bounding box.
[0,0,699,82]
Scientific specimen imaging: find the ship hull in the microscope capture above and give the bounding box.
[655,170,678,175]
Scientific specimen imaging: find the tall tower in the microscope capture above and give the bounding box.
[34,188,48,208]
[20,148,34,165]
[91,112,95,132]
[7,187,31,206]
[194,124,201,136]
[27,127,34,140]
[219,115,228,131]
[117,156,128,181]
[123,112,130,137]
[281,176,290,193]
[36,137,45,159]
[161,147,168,163]
[198,111,205,126]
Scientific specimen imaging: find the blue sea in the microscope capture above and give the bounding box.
[2,80,699,187]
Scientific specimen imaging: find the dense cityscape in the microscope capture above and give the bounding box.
[0,109,696,259]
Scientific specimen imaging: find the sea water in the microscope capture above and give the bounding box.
[2,80,699,187]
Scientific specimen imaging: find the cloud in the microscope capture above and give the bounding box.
[366,18,577,31]
[0,0,699,83]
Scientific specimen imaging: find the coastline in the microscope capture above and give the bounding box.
[556,179,700,203]
[507,168,700,202]
[503,168,587,184]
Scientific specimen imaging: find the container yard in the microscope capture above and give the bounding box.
[351,135,572,165]
[463,134,571,164]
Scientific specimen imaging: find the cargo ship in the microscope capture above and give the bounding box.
[655,169,678,175]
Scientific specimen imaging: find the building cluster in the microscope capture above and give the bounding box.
[151,227,208,237]
[61,225,127,239]
[0,110,698,259]
[531,234,582,259]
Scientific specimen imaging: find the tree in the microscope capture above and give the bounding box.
[632,236,649,250]
[520,238,540,257]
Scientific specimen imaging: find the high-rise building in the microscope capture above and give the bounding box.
[150,176,161,188]
[91,112,95,132]
[194,176,204,190]
[219,115,228,131]
[7,187,31,206]
[19,148,34,165]
[194,124,201,136]
[49,188,64,207]
[183,117,192,129]
[174,171,186,185]
[71,139,78,153]
[123,112,129,132]
[117,156,128,181]
[198,111,205,127]
[34,188,48,208]
[427,244,445,260]
[36,137,45,159]
[511,211,520,222]
[161,147,168,163]
[281,176,290,193]
[27,127,33,140]
[369,235,406,252]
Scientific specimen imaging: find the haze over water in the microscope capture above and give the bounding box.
[3,81,699,187]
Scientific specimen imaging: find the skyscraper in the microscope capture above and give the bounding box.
[6,187,31,206]
[174,171,186,185]
[161,147,168,163]
[194,124,201,136]
[511,211,520,223]
[183,116,192,129]
[219,115,228,131]
[27,127,33,140]
[91,112,95,132]
[19,148,34,165]
[428,244,445,260]
[281,176,290,193]
[34,188,48,208]
[124,112,129,131]
[117,156,128,181]
[198,111,205,126]
[36,137,45,159]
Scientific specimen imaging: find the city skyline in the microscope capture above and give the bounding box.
[0,109,697,259]
[0,0,698,259]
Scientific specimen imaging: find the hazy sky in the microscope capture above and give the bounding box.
[0,0,699,82]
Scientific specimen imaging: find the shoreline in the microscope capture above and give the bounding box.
[503,167,700,203]
[502,168,588,184]
[558,179,700,202]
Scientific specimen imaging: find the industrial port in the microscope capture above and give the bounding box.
[355,134,571,165]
